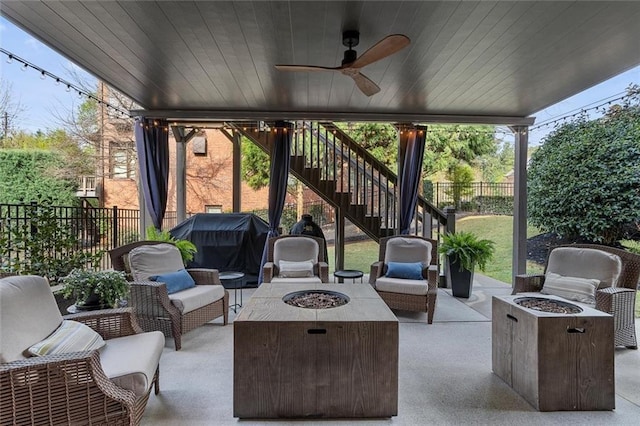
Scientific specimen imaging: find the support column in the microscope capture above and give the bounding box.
[335,207,345,272]
[233,131,242,212]
[171,126,197,223]
[510,125,529,284]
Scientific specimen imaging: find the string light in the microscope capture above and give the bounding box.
[0,47,132,118]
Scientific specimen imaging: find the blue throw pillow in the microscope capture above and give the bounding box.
[149,269,196,294]
[385,262,423,280]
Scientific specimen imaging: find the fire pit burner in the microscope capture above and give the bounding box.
[283,290,350,309]
[514,297,582,314]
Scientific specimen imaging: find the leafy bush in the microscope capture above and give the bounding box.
[472,195,513,215]
[0,204,103,283]
[528,120,640,244]
[528,90,640,244]
[0,150,78,206]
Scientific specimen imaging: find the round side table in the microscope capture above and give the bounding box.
[219,271,245,313]
[333,269,364,283]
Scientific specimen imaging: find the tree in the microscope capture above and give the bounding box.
[0,78,26,141]
[528,86,640,244]
[337,122,398,170]
[423,124,497,178]
[241,137,271,190]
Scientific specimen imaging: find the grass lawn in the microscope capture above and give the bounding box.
[326,215,544,285]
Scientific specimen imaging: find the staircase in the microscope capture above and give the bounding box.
[232,121,451,243]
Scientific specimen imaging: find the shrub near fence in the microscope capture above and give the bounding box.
[431,182,514,214]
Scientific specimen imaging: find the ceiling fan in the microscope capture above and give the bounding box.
[275,30,410,97]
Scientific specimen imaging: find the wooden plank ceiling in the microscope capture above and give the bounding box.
[2,1,640,124]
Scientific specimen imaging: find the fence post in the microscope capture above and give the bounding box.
[30,201,37,236]
[444,206,456,235]
[112,206,119,248]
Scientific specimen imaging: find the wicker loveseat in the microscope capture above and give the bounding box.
[513,244,640,349]
[109,241,229,351]
[0,275,163,425]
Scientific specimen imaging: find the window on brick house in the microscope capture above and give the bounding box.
[205,205,222,213]
[110,141,136,179]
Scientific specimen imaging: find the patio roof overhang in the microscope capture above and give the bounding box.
[3,1,640,124]
[3,1,640,281]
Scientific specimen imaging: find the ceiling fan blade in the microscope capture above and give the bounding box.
[351,72,380,97]
[275,64,339,72]
[349,34,410,69]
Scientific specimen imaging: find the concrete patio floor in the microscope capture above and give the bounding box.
[142,275,640,425]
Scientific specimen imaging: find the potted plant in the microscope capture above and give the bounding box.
[439,231,495,298]
[61,269,129,311]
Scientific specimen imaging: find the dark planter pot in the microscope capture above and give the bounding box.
[75,291,106,311]
[446,256,474,298]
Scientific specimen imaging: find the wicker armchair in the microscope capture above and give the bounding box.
[262,235,329,283]
[109,241,229,351]
[0,275,163,426]
[369,236,439,324]
[513,244,640,349]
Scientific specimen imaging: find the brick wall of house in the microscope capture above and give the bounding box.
[101,127,308,214]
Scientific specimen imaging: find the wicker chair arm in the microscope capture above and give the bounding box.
[186,268,221,285]
[64,308,143,338]
[596,286,636,313]
[369,261,384,284]
[513,274,545,294]
[317,262,329,283]
[427,265,438,292]
[263,262,275,283]
[0,350,137,425]
[129,281,182,318]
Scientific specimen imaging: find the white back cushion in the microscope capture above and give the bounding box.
[128,243,185,281]
[0,275,63,362]
[273,237,319,268]
[384,237,432,265]
[546,247,622,288]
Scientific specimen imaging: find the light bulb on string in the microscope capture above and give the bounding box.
[6,55,13,64]
[21,63,28,71]
[66,85,71,92]
[40,71,46,80]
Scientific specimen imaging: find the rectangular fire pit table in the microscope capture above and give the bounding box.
[234,283,398,419]
[492,295,614,411]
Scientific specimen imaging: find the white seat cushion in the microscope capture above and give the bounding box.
[271,276,323,284]
[99,331,164,397]
[168,284,225,314]
[374,276,429,296]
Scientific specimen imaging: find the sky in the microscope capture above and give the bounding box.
[1,16,639,145]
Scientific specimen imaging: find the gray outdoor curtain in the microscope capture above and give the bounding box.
[398,125,427,234]
[134,117,170,230]
[258,121,293,284]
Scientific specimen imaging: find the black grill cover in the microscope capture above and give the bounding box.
[170,213,269,284]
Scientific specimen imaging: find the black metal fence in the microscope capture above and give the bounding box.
[0,202,184,273]
[426,182,514,215]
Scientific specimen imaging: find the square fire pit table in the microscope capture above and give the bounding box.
[234,283,398,419]
[492,294,614,411]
